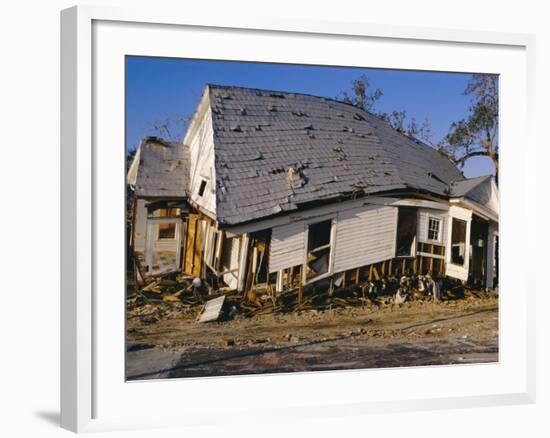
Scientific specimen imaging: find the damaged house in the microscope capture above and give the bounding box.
[127,84,499,297]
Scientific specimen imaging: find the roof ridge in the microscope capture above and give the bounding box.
[206,83,383,117]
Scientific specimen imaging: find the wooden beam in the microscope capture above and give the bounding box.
[417,251,445,260]
[298,265,303,304]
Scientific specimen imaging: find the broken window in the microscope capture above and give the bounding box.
[220,235,235,272]
[198,179,207,197]
[306,219,333,281]
[249,230,271,286]
[396,207,417,257]
[451,218,467,265]
[427,217,441,242]
[158,223,176,240]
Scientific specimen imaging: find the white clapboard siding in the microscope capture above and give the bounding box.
[417,209,447,244]
[333,205,398,273]
[187,103,217,217]
[269,221,306,272]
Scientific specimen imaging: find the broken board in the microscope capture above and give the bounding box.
[197,296,225,323]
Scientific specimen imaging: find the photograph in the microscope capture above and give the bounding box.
[125,57,499,380]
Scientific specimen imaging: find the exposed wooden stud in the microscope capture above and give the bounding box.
[276,270,283,293]
[355,268,360,284]
[298,265,303,304]
[288,266,294,288]
[372,266,380,281]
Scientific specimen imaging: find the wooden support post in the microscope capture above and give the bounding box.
[355,268,360,284]
[381,261,386,276]
[342,272,346,288]
[276,270,283,293]
[298,265,303,304]
[413,257,417,275]
[288,266,294,288]
[402,258,406,275]
[429,244,434,273]
[369,264,373,281]
[419,256,423,274]
[237,234,249,293]
[388,259,392,276]
[372,266,380,281]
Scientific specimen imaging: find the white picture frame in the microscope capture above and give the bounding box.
[60,5,536,433]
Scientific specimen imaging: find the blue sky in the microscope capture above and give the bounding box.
[126,56,495,178]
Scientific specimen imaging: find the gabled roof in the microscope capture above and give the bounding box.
[128,137,190,198]
[207,84,465,225]
[450,174,498,216]
[450,175,492,198]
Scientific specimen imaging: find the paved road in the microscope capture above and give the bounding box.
[126,333,498,380]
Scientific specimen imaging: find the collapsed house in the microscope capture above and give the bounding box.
[127,84,499,298]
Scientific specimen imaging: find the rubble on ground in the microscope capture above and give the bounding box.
[127,270,498,325]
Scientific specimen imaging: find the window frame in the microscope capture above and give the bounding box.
[157,222,177,240]
[395,207,417,258]
[303,217,336,284]
[450,217,468,266]
[427,216,442,243]
[197,179,208,197]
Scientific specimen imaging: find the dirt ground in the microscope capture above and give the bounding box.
[126,291,498,380]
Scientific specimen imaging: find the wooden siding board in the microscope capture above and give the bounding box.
[269,221,305,272]
[333,205,397,273]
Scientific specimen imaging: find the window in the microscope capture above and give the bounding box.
[198,179,207,197]
[158,223,176,240]
[427,217,441,242]
[149,207,180,218]
[306,220,333,281]
[451,218,467,265]
[396,207,417,257]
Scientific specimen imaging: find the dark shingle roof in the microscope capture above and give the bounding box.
[207,85,464,225]
[133,137,189,198]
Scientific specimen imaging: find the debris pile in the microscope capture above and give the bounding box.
[128,269,494,325]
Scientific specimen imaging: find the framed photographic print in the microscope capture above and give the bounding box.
[61,4,536,433]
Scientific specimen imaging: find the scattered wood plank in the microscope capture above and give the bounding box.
[197,295,226,323]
